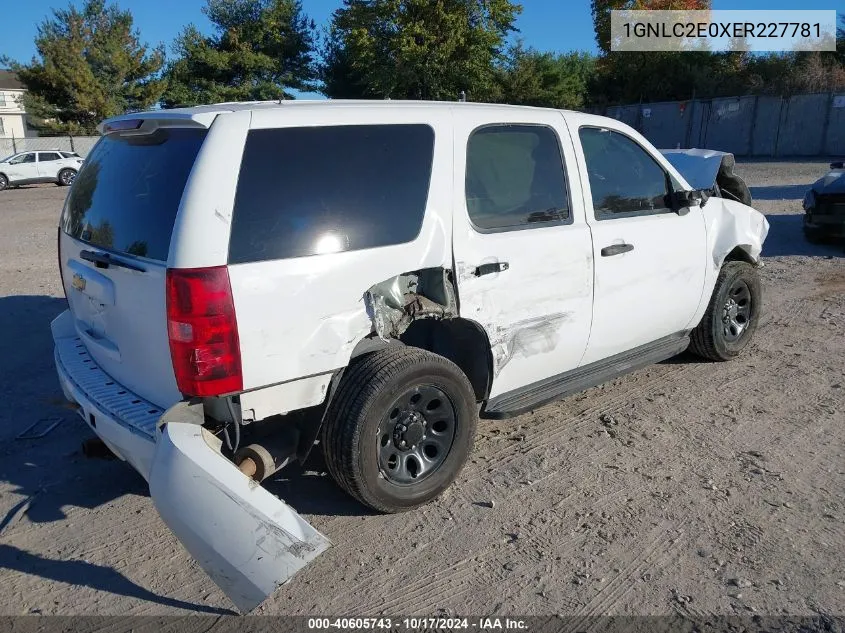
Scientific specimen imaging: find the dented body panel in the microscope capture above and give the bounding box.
[450,107,594,398]
[53,100,769,614]
[687,197,769,330]
[150,422,331,613]
[228,106,454,396]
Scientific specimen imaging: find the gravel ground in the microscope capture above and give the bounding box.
[0,160,843,621]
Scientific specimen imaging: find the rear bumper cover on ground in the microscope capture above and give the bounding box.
[51,309,331,612]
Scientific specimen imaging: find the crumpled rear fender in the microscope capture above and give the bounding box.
[149,421,331,613]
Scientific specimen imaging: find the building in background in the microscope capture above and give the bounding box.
[0,70,35,139]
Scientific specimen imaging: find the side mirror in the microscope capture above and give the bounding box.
[670,189,708,214]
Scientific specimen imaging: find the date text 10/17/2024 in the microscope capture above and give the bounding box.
[307,617,529,631]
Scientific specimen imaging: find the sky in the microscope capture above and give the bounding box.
[0,0,841,98]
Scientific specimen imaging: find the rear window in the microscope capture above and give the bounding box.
[62,128,207,261]
[228,124,435,264]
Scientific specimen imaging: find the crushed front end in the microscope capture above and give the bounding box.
[804,161,845,241]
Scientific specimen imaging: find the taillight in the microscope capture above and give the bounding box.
[166,266,243,397]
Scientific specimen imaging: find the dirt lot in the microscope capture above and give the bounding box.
[0,160,843,620]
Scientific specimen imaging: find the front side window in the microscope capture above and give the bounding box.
[229,124,435,263]
[465,125,570,231]
[10,153,35,165]
[579,127,671,218]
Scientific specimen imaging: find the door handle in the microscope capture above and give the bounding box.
[474,262,509,276]
[600,243,634,257]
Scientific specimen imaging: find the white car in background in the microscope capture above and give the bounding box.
[0,150,83,190]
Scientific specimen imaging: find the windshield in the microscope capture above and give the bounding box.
[61,128,207,261]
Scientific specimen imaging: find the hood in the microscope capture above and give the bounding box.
[661,148,752,207]
[810,162,845,196]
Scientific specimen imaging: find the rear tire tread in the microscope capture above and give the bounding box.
[322,346,475,513]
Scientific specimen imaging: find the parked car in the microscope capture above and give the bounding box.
[0,149,83,190]
[51,101,769,612]
[803,160,845,242]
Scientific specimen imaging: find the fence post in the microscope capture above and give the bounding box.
[69,135,75,153]
[11,133,16,153]
[820,92,833,156]
[748,95,760,157]
[773,96,786,158]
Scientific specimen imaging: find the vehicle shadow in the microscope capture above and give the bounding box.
[749,184,808,201]
[0,544,235,615]
[262,449,377,518]
[0,295,149,528]
[763,214,843,258]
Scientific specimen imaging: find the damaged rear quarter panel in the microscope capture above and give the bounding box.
[229,112,454,393]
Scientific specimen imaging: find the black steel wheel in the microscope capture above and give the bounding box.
[58,169,76,186]
[690,260,761,361]
[322,347,477,513]
[378,384,457,485]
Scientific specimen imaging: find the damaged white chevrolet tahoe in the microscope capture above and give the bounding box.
[52,101,769,611]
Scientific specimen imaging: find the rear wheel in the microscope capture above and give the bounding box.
[321,347,477,513]
[58,169,76,186]
[0,174,7,191]
[690,261,761,361]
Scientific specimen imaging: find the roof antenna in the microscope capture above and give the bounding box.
[458,90,466,102]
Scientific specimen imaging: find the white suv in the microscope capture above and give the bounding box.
[52,101,768,611]
[0,150,83,190]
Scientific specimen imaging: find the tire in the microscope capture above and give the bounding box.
[689,261,761,362]
[0,174,7,191]
[58,169,76,186]
[321,347,477,513]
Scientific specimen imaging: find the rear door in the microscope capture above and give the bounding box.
[451,109,593,399]
[59,124,210,407]
[37,152,63,179]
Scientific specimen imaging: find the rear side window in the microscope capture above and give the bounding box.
[465,125,570,231]
[62,128,206,261]
[228,124,435,263]
[40,152,61,162]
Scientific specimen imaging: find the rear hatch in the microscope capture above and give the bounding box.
[59,124,208,408]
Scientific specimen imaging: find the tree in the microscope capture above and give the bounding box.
[496,44,596,109]
[163,0,318,107]
[1,0,165,135]
[321,0,522,101]
[591,0,710,54]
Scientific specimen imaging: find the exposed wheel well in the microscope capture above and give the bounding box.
[724,245,756,266]
[398,318,494,402]
[351,318,494,403]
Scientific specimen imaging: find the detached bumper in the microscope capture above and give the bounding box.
[51,309,331,612]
